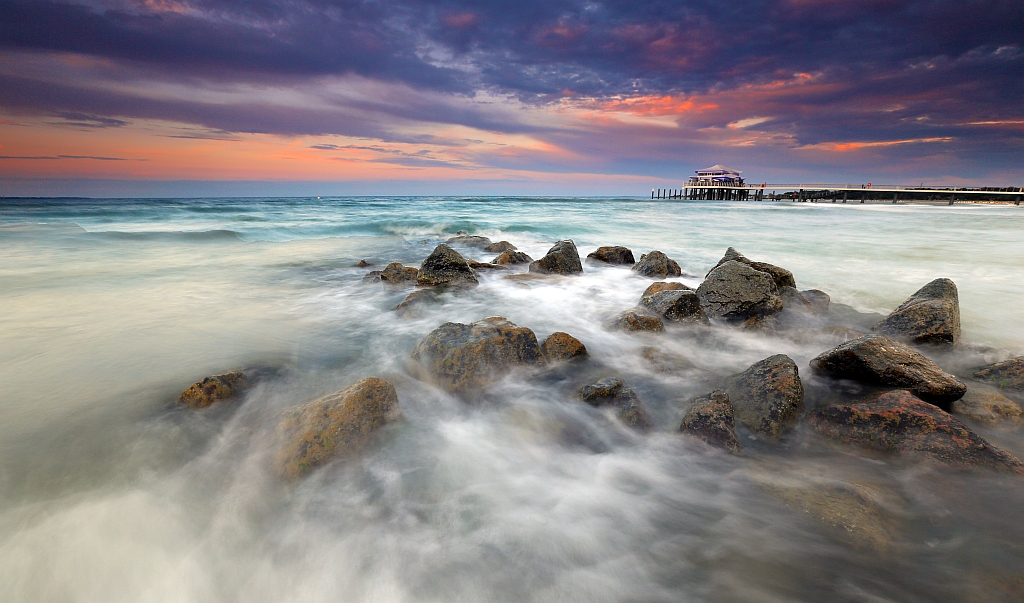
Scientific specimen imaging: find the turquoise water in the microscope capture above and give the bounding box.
[1,197,1023,602]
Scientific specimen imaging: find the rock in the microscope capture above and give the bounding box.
[503,273,553,283]
[632,250,682,278]
[529,240,584,275]
[952,385,1023,426]
[395,289,441,318]
[679,390,740,452]
[641,281,690,298]
[484,241,516,253]
[577,378,651,429]
[354,259,373,267]
[466,260,508,272]
[275,377,401,479]
[177,370,247,409]
[586,246,635,265]
[710,247,796,289]
[639,289,709,324]
[696,260,783,321]
[801,289,830,314]
[972,357,1024,391]
[810,390,1024,472]
[763,479,897,551]
[380,262,419,285]
[725,355,804,438]
[493,250,533,265]
[742,314,782,334]
[822,326,867,345]
[417,244,478,288]
[809,334,967,406]
[640,347,693,373]
[362,270,383,283]
[611,309,665,333]
[411,317,545,394]
[446,234,492,247]
[779,286,812,310]
[541,332,588,362]
[873,278,961,346]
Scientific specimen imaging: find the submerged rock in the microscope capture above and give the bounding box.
[679,391,740,452]
[484,240,516,253]
[466,260,508,272]
[952,385,1023,426]
[641,281,690,298]
[178,370,247,409]
[696,260,783,321]
[493,250,533,265]
[417,244,479,288]
[354,259,373,267]
[577,378,651,429]
[972,357,1024,391]
[411,317,545,394]
[726,355,804,438]
[810,390,1023,472]
[779,286,812,311]
[632,250,682,278]
[380,262,419,285]
[640,347,693,373]
[540,332,588,362]
[446,234,492,247]
[710,247,796,289]
[611,309,665,332]
[395,289,442,318]
[362,270,383,283]
[801,289,830,314]
[586,246,635,265]
[529,240,584,275]
[874,278,961,346]
[275,377,401,479]
[639,289,709,324]
[809,334,967,406]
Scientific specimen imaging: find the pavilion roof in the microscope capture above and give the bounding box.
[695,165,742,175]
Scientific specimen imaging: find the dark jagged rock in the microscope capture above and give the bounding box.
[577,378,651,429]
[540,332,588,362]
[411,317,545,394]
[639,289,709,324]
[679,390,740,452]
[611,309,665,332]
[874,278,961,346]
[446,234,492,247]
[779,286,812,310]
[640,347,693,373]
[952,385,1023,426]
[529,240,584,275]
[709,247,796,289]
[726,355,804,437]
[275,377,401,479]
[809,334,967,406]
[973,357,1024,391]
[395,289,442,318]
[641,281,690,298]
[380,262,419,285]
[484,241,516,253]
[362,270,383,283]
[586,246,635,265]
[810,390,1024,472]
[417,244,479,288]
[466,260,508,272]
[178,370,248,409]
[801,289,830,314]
[493,250,533,265]
[696,260,783,321]
[632,250,682,278]
[354,259,373,267]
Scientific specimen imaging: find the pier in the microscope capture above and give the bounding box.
[653,183,1023,204]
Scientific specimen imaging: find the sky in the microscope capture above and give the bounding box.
[0,0,1022,197]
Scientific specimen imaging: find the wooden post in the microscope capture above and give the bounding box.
[861,191,866,203]
[949,193,955,205]
[843,190,848,203]
[893,192,898,204]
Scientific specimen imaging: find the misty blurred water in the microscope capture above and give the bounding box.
[1,197,1023,602]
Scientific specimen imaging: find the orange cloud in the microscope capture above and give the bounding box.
[799,137,953,152]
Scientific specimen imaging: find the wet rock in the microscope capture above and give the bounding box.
[827,303,887,331]
[611,309,665,333]
[466,260,508,272]
[395,289,442,318]
[810,389,1024,472]
[577,378,651,429]
[710,247,796,289]
[874,278,961,346]
[972,357,1024,391]
[417,244,479,288]
[275,377,401,479]
[952,385,1023,426]
[380,262,419,285]
[586,246,635,265]
[541,332,588,362]
[640,347,694,373]
[779,286,812,311]
[503,273,554,284]
[742,314,783,334]
[484,240,516,253]
[639,289,709,324]
[810,334,967,406]
[641,281,690,298]
[801,289,830,314]
[354,259,373,267]
[362,270,383,283]
[446,234,492,247]
[679,390,740,452]
[178,370,247,409]
[529,240,584,275]
[632,250,682,278]
[696,260,783,321]
[493,250,533,265]
[411,317,545,394]
[725,355,804,438]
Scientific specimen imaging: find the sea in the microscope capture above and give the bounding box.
[1,196,1023,602]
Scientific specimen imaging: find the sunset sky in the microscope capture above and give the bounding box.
[1,0,1022,196]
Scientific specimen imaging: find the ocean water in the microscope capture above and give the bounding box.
[1,197,1023,602]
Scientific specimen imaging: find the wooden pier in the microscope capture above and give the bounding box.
[652,183,1023,205]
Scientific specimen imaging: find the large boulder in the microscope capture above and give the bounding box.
[709,247,796,289]
[380,262,419,285]
[809,335,967,406]
[417,244,479,288]
[873,278,961,346]
[411,317,545,394]
[810,390,1023,472]
[639,289,709,324]
[529,240,584,275]
[178,371,247,409]
[641,281,690,298]
[540,332,588,362]
[632,251,682,278]
[275,377,401,479]
[725,355,804,437]
[972,357,1024,391]
[484,241,516,253]
[493,250,533,265]
[952,385,1023,426]
[679,391,740,452]
[696,260,783,320]
[446,234,492,247]
[586,246,635,265]
[577,378,651,429]
[611,309,665,332]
